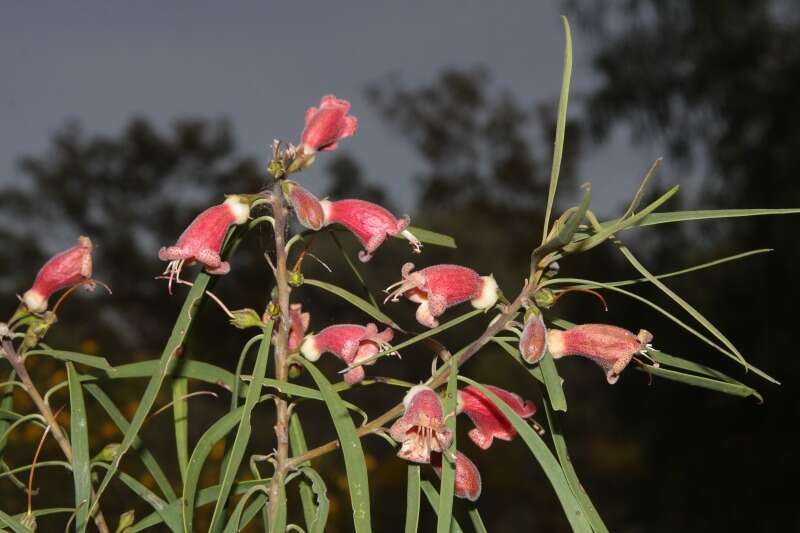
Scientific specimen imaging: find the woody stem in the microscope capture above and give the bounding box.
[267,179,293,524]
[1,340,110,533]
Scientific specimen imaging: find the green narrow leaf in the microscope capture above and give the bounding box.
[420,480,464,533]
[222,485,270,533]
[616,207,800,229]
[66,363,91,533]
[404,465,421,533]
[0,509,28,533]
[107,359,238,390]
[539,352,568,412]
[436,358,458,533]
[209,322,274,532]
[542,15,574,242]
[92,271,213,513]
[458,377,591,533]
[609,234,749,367]
[298,467,330,533]
[303,278,401,330]
[550,249,771,290]
[23,349,112,372]
[0,371,16,456]
[331,232,380,309]
[219,333,263,495]
[91,462,181,532]
[466,505,488,533]
[645,347,743,383]
[542,398,609,533]
[129,479,269,532]
[83,383,177,502]
[296,357,372,532]
[182,395,272,532]
[493,339,545,385]
[289,413,317,531]
[172,375,189,484]
[400,226,457,248]
[562,185,679,254]
[637,365,762,400]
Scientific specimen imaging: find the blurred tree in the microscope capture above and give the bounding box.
[564,1,800,531]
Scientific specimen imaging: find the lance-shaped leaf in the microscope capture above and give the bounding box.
[66,362,91,533]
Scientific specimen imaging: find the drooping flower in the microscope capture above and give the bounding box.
[287,303,310,353]
[282,181,325,230]
[389,385,453,464]
[22,236,94,313]
[519,314,547,364]
[431,451,482,502]
[458,384,536,450]
[300,95,358,154]
[320,199,422,262]
[384,263,499,328]
[158,196,250,290]
[548,324,653,384]
[300,323,394,384]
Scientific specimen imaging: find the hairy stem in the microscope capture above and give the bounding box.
[1,340,110,533]
[267,179,293,524]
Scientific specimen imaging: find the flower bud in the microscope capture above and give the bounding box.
[300,323,393,384]
[384,263,498,328]
[389,385,452,464]
[458,384,536,449]
[22,236,94,313]
[94,443,121,462]
[431,451,482,502]
[300,95,358,154]
[519,314,547,364]
[548,324,653,384]
[282,181,325,230]
[319,199,422,262]
[117,510,135,532]
[230,308,264,330]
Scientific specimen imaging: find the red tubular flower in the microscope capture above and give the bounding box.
[22,236,94,313]
[300,94,358,153]
[458,385,536,449]
[548,324,653,384]
[384,263,499,328]
[431,451,482,502]
[158,196,250,291]
[389,385,453,464]
[300,323,394,384]
[519,314,547,364]
[282,181,325,230]
[320,199,422,262]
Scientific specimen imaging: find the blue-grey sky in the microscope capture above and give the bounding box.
[1,1,677,215]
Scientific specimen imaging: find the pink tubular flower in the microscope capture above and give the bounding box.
[287,303,310,352]
[384,263,499,328]
[519,314,547,364]
[389,385,453,464]
[22,236,94,313]
[300,323,394,384]
[320,199,422,262]
[458,385,536,450]
[282,181,325,230]
[158,196,250,290]
[300,95,358,153]
[548,324,653,384]
[431,451,482,502]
